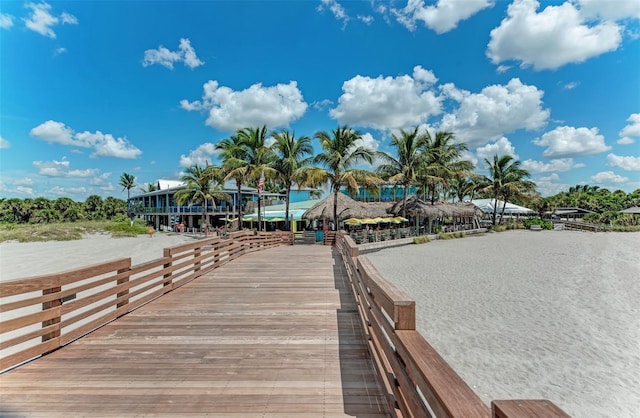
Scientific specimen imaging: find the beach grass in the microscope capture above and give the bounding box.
[0,220,149,243]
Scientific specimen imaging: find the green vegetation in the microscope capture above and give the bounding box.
[523,218,553,230]
[437,232,466,240]
[413,236,430,244]
[0,219,149,243]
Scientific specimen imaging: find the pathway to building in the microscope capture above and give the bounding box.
[0,245,389,417]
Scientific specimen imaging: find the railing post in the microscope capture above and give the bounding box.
[42,285,61,351]
[116,262,132,315]
[194,244,202,274]
[163,248,173,288]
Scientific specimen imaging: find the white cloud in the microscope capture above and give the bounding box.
[563,82,579,90]
[48,186,88,196]
[533,126,610,158]
[0,136,10,149]
[487,0,622,70]
[53,47,66,56]
[182,80,308,132]
[521,158,584,173]
[606,154,640,171]
[393,0,493,34]
[33,158,100,177]
[143,38,204,69]
[578,0,640,21]
[30,120,142,159]
[357,15,374,25]
[312,99,334,111]
[617,137,636,145]
[0,13,14,29]
[15,177,33,186]
[590,171,629,184]
[330,66,441,130]
[317,0,350,28]
[619,113,640,142]
[476,137,518,162]
[534,173,569,196]
[496,65,511,74]
[23,2,77,38]
[179,143,220,168]
[15,186,35,196]
[438,78,549,146]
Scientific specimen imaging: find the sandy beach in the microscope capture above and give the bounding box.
[366,230,640,418]
[0,232,198,282]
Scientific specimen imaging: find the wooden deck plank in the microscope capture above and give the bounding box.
[0,245,389,417]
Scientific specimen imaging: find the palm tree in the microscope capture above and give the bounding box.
[422,130,474,204]
[140,182,158,193]
[271,129,313,231]
[237,126,275,231]
[216,134,250,230]
[312,126,379,227]
[119,173,136,200]
[482,154,534,225]
[376,127,427,218]
[119,172,136,217]
[174,164,231,229]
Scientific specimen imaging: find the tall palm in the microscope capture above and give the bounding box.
[482,154,534,225]
[175,164,231,229]
[271,129,313,231]
[119,172,136,215]
[216,134,250,230]
[422,131,474,204]
[140,182,158,193]
[237,126,276,231]
[312,126,379,227]
[376,127,427,218]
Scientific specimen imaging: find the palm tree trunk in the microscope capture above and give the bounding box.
[402,184,408,219]
[236,179,243,231]
[285,184,291,231]
[492,193,499,226]
[257,194,262,232]
[333,188,339,230]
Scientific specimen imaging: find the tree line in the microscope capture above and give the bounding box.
[0,195,127,224]
[4,125,638,229]
[120,125,535,229]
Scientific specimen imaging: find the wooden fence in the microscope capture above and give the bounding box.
[335,231,571,418]
[0,231,291,372]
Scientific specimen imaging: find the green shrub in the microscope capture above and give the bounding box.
[523,218,553,230]
[413,236,430,244]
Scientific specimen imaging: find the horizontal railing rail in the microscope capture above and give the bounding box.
[335,231,570,418]
[0,231,292,372]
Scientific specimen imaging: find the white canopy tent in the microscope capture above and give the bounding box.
[472,199,536,215]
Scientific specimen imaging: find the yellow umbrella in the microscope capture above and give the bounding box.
[344,218,362,225]
[361,218,377,224]
[393,216,409,222]
[267,217,285,222]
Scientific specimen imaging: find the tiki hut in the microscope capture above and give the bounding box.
[387,195,482,232]
[302,193,373,223]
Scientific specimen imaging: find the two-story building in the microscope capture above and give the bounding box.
[128,179,318,232]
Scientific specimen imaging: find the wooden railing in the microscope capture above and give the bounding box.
[0,231,292,372]
[335,231,571,418]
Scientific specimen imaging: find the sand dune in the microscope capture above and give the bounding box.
[367,230,640,418]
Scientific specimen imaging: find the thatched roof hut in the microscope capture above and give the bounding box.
[302,193,373,221]
[387,196,482,219]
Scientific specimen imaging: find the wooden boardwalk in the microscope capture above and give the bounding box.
[0,245,389,417]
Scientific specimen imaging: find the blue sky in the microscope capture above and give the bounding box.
[1,0,639,201]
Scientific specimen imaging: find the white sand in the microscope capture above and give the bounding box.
[0,233,198,281]
[367,230,640,418]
